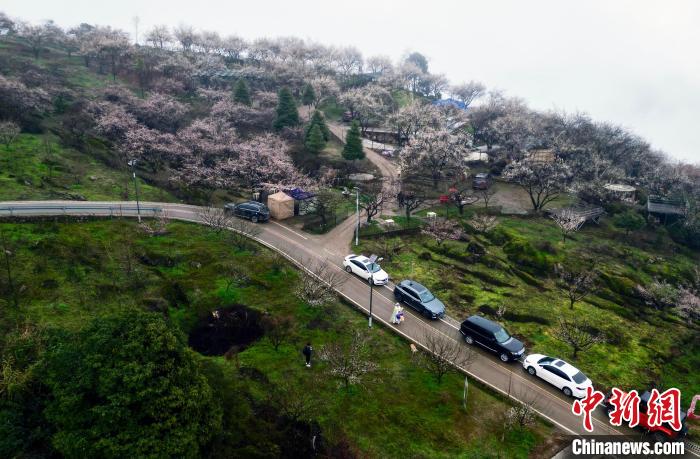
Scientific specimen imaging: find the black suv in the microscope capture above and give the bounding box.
[460,315,525,362]
[394,280,446,319]
[224,201,270,223]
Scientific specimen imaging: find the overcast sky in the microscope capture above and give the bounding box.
[4,0,699,164]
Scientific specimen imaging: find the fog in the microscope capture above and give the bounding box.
[4,0,699,163]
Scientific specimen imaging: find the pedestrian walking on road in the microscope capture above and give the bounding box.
[302,342,313,367]
[391,303,402,325]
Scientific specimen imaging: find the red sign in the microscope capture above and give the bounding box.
[572,387,605,432]
[439,195,449,203]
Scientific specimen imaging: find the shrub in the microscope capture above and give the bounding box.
[485,227,512,246]
[503,239,553,275]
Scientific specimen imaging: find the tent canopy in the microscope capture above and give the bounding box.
[285,188,315,200]
[267,191,294,220]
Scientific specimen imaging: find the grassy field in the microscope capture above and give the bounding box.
[0,134,175,202]
[0,219,557,457]
[357,209,700,409]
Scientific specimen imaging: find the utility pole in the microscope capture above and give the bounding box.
[132,16,140,45]
[355,187,359,246]
[128,159,142,223]
[367,255,382,328]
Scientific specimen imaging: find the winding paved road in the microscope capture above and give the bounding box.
[1,199,670,448]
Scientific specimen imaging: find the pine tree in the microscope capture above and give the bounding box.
[342,121,365,161]
[305,110,331,142]
[233,79,251,106]
[273,87,299,131]
[301,83,316,106]
[305,124,326,154]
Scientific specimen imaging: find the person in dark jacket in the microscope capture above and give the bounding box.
[302,342,313,367]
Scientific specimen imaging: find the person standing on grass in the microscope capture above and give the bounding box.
[302,342,313,367]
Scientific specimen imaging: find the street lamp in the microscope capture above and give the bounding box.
[354,186,360,246]
[367,254,383,328]
[127,159,141,223]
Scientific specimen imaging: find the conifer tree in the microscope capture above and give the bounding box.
[273,87,299,131]
[302,83,315,106]
[342,121,364,161]
[233,79,251,106]
[305,124,326,154]
[305,110,330,142]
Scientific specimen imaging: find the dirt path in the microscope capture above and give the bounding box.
[325,121,400,216]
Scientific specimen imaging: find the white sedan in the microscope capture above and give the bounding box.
[343,254,389,285]
[522,354,593,398]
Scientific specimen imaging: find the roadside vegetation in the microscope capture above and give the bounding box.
[358,205,699,407]
[0,219,557,458]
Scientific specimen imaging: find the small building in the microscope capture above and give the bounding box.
[284,188,316,216]
[647,196,686,221]
[604,184,636,203]
[267,191,294,220]
[524,149,556,164]
[363,128,407,145]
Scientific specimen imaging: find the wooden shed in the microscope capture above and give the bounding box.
[267,191,294,220]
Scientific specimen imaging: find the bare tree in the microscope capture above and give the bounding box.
[226,217,263,251]
[220,262,250,293]
[468,214,499,233]
[503,392,538,434]
[318,331,378,391]
[420,330,475,384]
[266,379,318,423]
[139,210,170,236]
[421,218,464,246]
[450,186,479,215]
[559,268,597,309]
[0,121,20,148]
[398,184,427,221]
[477,187,496,209]
[553,317,606,359]
[503,160,571,212]
[295,258,346,307]
[550,209,586,243]
[677,287,700,324]
[312,189,342,228]
[0,231,18,309]
[262,314,294,351]
[197,207,233,234]
[359,184,386,223]
[451,81,487,109]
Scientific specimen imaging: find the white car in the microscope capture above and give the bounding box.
[522,354,593,398]
[343,254,389,285]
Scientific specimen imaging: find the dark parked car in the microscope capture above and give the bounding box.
[224,201,270,223]
[472,173,492,190]
[460,315,525,362]
[394,280,445,319]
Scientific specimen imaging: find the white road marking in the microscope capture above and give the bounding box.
[269,221,308,240]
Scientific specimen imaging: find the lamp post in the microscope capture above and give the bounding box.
[128,159,141,223]
[354,186,360,246]
[367,254,383,328]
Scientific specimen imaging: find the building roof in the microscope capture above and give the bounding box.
[647,196,686,215]
[604,184,636,193]
[284,188,315,200]
[524,149,556,164]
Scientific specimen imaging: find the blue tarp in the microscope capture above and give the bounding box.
[284,188,315,200]
[432,98,467,110]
